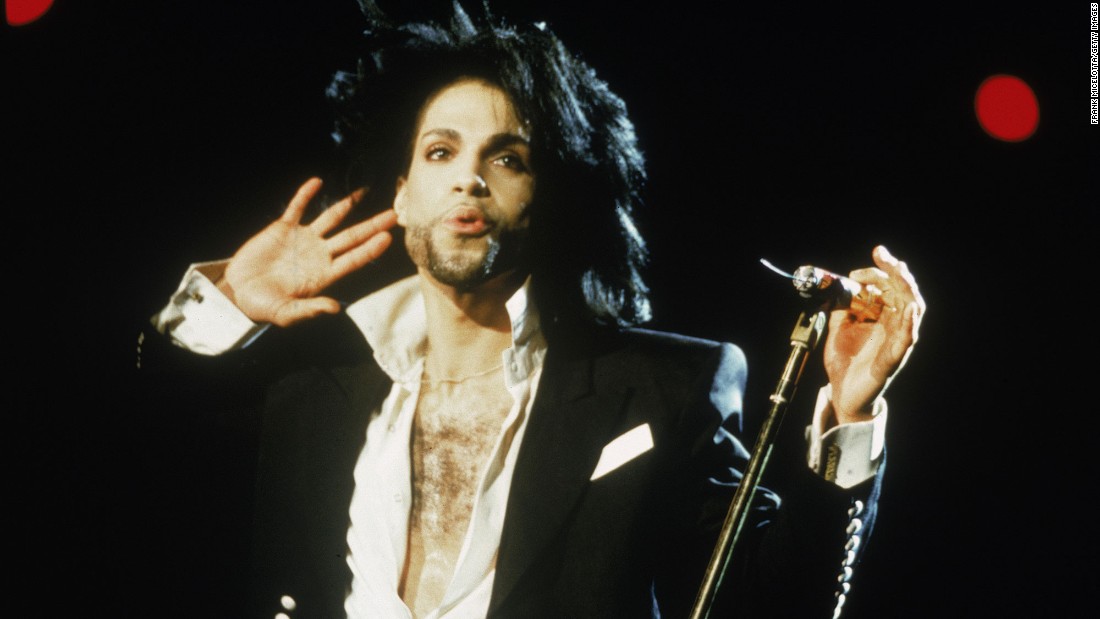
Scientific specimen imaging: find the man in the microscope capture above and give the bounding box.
[141,2,924,617]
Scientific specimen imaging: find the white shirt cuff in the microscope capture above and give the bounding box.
[805,384,887,489]
[150,261,268,356]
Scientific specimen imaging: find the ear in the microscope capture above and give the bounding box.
[392,177,408,226]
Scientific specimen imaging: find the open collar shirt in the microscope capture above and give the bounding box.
[341,275,547,619]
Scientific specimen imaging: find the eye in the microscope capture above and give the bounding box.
[493,153,529,172]
[426,144,453,161]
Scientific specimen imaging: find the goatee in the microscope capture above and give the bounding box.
[406,224,527,291]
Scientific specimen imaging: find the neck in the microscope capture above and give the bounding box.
[418,269,526,380]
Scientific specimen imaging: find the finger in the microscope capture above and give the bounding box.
[846,267,896,312]
[310,187,367,236]
[870,246,915,294]
[331,231,394,280]
[328,209,399,255]
[280,177,324,224]
[894,259,925,315]
[873,247,925,314]
[904,300,924,341]
[878,301,921,374]
[271,296,342,327]
[872,245,899,269]
[847,266,889,288]
[851,247,925,314]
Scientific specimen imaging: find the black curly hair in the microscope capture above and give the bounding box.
[327,0,651,332]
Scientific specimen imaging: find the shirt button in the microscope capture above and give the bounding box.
[280,596,297,611]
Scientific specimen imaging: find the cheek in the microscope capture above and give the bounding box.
[399,171,444,220]
[499,177,536,216]
[519,178,536,204]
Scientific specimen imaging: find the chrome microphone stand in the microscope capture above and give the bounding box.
[688,306,828,619]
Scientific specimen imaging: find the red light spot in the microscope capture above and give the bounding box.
[6,0,54,26]
[975,75,1039,142]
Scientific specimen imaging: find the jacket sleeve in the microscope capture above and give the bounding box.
[652,340,882,619]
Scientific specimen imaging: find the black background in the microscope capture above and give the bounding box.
[8,0,1097,616]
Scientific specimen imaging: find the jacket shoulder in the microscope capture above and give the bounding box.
[553,327,747,421]
[610,327,747,382]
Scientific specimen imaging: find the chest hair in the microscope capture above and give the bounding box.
[401,370,514,614]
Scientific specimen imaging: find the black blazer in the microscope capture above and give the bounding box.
[137,314,878,619]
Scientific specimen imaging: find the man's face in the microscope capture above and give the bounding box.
[394,78,535,291]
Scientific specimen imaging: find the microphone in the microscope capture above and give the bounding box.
[791,265,885,322]
[761,260,886,322]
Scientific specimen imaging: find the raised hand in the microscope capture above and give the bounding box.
[219,177,398,326]
[823,245,926,424]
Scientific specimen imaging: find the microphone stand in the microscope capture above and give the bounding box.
[689,307,828,619]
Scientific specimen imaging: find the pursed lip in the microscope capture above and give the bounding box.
[442,204,493,236]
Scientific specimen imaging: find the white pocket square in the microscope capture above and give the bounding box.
[590,423,654,481]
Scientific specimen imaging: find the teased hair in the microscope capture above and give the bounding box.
[328,0,651,331]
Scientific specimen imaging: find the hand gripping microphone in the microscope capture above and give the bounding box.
[761,259,886,322]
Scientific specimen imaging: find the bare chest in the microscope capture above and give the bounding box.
[400,372,515,612]
[410,376,514,518]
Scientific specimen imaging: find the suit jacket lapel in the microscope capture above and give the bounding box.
[489,346,632,614]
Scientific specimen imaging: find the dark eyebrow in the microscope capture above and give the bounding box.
[482,133,530,154]
[418,128,529,153]
[420,128,461,142]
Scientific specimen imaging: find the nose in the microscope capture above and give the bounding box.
[454,173,489,197]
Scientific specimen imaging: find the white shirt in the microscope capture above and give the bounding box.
[340,275,546,618]
[152,264,886,618]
